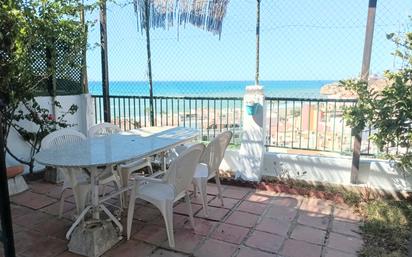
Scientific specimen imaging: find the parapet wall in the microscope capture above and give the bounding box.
[220,150,412,193]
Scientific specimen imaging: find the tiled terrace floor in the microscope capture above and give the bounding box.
[7,180,363,257]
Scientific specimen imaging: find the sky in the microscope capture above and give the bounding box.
[85,0,411,82]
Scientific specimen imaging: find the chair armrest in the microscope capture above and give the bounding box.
[131,175,165,184]
[149,171,166,178]
[119,158,147,169]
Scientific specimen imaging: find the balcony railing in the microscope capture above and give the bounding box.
[92,95,244,145]
[92,95,375,155]
[265,97,358,154]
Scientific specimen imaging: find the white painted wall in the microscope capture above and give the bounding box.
[6,94,94,173]
[220,150,412,193]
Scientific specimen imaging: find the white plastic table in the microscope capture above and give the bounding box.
[35,126,198,239]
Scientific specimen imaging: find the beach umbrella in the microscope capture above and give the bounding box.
[133,0,230,126]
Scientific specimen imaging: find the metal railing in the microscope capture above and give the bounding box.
[92,95,376,155]
[265,97,357,154]
[92,95,244,145]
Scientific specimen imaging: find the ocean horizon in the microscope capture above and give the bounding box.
[89,80,333,98]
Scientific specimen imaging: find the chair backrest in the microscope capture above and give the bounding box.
[42,128,86,150]
[164,143,205,196]
[88,123,121,137]
[200,131,232,176]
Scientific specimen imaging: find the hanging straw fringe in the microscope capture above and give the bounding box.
[134,0,230,37]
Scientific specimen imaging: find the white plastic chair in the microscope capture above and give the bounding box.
[42,128,121,217]
[41,128,90,218]
[88,123,153,201]
[193,131,232,216]
[126,143,206,248]
[87,122,122,137]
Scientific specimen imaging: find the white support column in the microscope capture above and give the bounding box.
[80,93,95,135]
[236,85,266,181]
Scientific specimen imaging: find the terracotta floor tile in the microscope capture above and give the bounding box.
[271,196,300,208]
[246,193,271,204]
[208,197,240,210]
[46,186,68,199]
[324,248,357,257]
[40,201,75,217]
[225,211,259,228]
[133,206,161,222]
[281,239,322,257]
[150,213,188,230]
[300,198,332,215]
[132,224,168,245]
[20,237,67,257]
[150,249,189,257]
[184,218,217,236]
[104,240,156,257]
[32,217,71,240]
[211,223,249,244]
[265,206,297,222]
[28,181,60,195]
[244,230,283,253]
[174,202,202,216]
[236,247,277,257]
[327,232,363,255]
[13,230,48,254]
[121,219,145,238]
[206,184,221,196]
[290,225,326,245]
[11,191,57,210]
[161,228,204,253]
[11,205,35,218]
[194,239,237,257]
[13,211,54,229]
[332,220,362,238]
[222,188,250,200]
[55,251,84,257]
[255,217,291,237]
[190,194,214,205]
[195,206,230,221]
[297,210,330,230]
[237,201,267,215]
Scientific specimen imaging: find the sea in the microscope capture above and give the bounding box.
[89,80,332,98]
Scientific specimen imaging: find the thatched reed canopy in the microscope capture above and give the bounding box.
[133,0,230,37]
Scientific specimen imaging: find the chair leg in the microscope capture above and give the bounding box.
[59,188,68,219]
[215,172,224,206]
[192,182,198,198]
[185,192,195,230]
[146,160,153,174]
[101,185,106,197]
[162,201,175,248]
[197,178,208,217]
[126,186,137,240]
[113,179,123,209]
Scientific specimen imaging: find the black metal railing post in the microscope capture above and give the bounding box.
[0,101,16,257]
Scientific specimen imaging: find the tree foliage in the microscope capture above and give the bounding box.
[0,0,94,172]
[340,27,412,170]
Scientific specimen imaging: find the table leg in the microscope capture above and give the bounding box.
[66,206,92,239]
[101,205,123,233]
[161,151,167,172]
[90,167,100,220]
